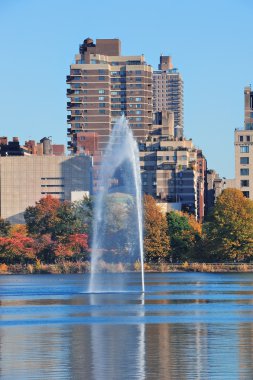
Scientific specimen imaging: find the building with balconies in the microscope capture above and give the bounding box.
[153,55,184,137]
[67,38,153,153]
[139,111,199,217]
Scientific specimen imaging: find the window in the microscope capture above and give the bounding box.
[243,191,250,198]
[99,89,105,94]
[240,168,249,175]
[99,110,105,114]
[135,97,142,101]
[99,96,105,100]
[98,76,105,80]
[135,77,142,82]
[99,103,106,107]
[240,136,244,142]
[136,117,142,121]
[136,110,142,115]
[99,70,106,74]
[241,180,249,187]
[240,157,249,164]
[247,136,251,142]
[240,146,249,153]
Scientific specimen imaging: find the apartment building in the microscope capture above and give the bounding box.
[234,86,253,199]
[139,111,198,217]
[67,38,153,153]
[0,155,92,223]
[153,55,184,136]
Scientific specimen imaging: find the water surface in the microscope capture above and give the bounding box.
[1,272,253,379]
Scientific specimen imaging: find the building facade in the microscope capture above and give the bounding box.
[0,155,92,223]
[67,38,153,153]
[153,55,184,136]
[139,111,198,217]
[234,86,253,199]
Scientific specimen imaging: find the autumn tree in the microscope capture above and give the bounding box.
[167,211,202,262]
[24,196,61,236]
[0,233,35,265]
[24,195,90,239]
[203,188,253,261]
[144,195,170,263]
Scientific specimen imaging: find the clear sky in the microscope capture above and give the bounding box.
[0,0,252,178]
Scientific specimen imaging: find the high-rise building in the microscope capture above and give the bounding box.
[139,111,198,217]
[67,38,153,153]
[153,55,184,137]
[235,86,253,199]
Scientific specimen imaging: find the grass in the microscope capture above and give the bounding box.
[1,261,253,274]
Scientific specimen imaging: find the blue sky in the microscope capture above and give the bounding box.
[0,0,252,178]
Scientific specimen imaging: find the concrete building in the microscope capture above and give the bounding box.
[197,149,207,222]
[67,38,153,153]
[206,170,226,214]
[235,86,253,199]
[153,55,184,136]
[0,155,92,223]
[139,111,198,217]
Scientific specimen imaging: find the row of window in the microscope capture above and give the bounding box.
[239,135,252,142]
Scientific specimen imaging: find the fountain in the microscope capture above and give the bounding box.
[89,115,144,293]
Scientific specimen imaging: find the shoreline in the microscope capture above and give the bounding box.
[1,262,253,275]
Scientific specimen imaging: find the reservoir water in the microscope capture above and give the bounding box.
[1,272,253,379]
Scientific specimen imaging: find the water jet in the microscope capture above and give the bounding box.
[89,116,144,293]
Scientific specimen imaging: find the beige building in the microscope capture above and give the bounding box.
[139,111,198,216]
[153,55,184,136]
[67,38,153,153]
[0,155,92,223]
[234,86,253,199]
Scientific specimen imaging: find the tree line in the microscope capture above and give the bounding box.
[0,188,252,268]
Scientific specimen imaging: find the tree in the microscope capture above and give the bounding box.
[24,195,90,240]
[24,196,61,236]
[0,218,11,237]
[0,233,35,265]
[144,195,170,263]
[167,211,202,262]
[203,188,253,261]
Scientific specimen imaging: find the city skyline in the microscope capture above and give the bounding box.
[0,0,252,178]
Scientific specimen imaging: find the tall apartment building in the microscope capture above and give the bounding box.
[235,86,253,199]
[153,55,184,137]
[0,155,92,223]
[139,111,198,217]
[67,38,153,153]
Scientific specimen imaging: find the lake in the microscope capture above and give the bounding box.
[1,272,253,379]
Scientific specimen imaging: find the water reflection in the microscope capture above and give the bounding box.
[1,273,253,379]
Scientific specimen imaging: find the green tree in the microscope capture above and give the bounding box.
[24,195,90,239]
[0,218,11,237]
[144,195,170,263]
[167,211,202,262]
[203,188,253,261]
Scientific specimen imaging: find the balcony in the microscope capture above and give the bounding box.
[67,89,74,96]
[66,75,74,83]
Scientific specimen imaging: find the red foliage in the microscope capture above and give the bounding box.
[0,233,35,264]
